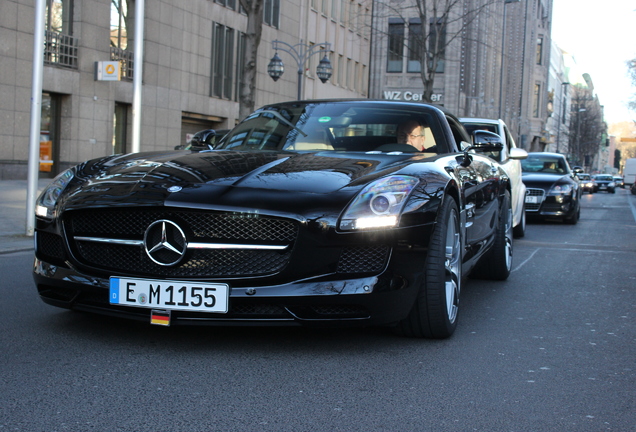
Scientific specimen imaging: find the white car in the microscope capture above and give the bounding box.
[460,118,528,238]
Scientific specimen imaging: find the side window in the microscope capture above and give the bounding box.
[445,117,470,152]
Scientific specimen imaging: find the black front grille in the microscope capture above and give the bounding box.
[68,209,297,242]
[36,231,67,265]
[64,209,298,278]
[525,188,545,212]
[337,246,390,273]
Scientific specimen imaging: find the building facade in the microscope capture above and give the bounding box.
[0,0,371,179]
[368,0,553,151]
[545,41,571,154]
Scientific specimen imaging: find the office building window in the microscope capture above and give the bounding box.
[215,0,236,9]
[212,23,235,99]
[110,0,132,50]
[340,0,347,23]
[44,0,78,68]
[429,18,446,73]
[387,20,404,73]
[235,32,246,102]
[407,19,422,73]
[533,83,541,117]
[536,36,543,65]
[264,0,280,28]
[46,0,73,34]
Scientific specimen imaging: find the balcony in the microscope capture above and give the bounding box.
[44,30,79,69]
[110,47,134,81]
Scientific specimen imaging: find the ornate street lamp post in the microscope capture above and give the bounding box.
[267,40,332,100]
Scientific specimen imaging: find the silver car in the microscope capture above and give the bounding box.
[460,118,528,237]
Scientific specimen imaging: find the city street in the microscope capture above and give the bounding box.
[1,189,634,432]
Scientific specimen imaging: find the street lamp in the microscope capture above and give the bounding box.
[555,81,570,153]
[267,40,332,100]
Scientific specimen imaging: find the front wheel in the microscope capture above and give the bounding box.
[513,202,526,238]
[396,198,461,339]
[476,190,513,281]
[564,203,580,224]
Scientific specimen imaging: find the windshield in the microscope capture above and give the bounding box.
[594,175,613,181]
[215,101,445,154]
[521,154,570,174]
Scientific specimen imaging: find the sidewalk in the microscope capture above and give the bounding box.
[0,179,51,254]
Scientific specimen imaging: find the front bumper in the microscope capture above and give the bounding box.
[525,189,577,218]
[33,255,422,328]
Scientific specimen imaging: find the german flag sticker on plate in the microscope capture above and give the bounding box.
[151,309,171,326]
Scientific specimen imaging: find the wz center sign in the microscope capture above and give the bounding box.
[383,91,443,103]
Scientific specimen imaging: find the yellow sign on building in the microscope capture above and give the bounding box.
[95,61,121,81]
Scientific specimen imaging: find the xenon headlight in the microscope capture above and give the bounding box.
[35,168,75,219]
[339,175,419,231]
[548,183,573,195]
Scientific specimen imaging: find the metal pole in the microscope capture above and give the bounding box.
[297,69,303,100]
[131,0,145,153]
[26,0,47,236]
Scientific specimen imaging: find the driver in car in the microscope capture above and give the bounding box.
[397,120,435,152]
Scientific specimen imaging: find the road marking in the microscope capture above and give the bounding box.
[512,248,540,273]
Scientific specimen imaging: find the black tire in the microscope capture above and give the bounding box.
[475,190,513,281]
[564,204,580,224]
[396,198,461,339]
[513,202,526,238]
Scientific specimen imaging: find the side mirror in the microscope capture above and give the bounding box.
[509,148,528,160]
[572,166,584,174]
[471,130,504,152]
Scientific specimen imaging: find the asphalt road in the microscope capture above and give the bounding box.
[1,189,634,432]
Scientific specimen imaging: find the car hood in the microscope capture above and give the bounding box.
[62,150,433,213]
[522,173,571,186]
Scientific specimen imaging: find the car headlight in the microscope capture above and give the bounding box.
[585,182,593,188]
[548,183,573,195]
[35,169,75,219]
[608,182,616,187]
[339,175,419,231]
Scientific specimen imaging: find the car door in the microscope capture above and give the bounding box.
[445,117,500,256]
[500,123,525,221]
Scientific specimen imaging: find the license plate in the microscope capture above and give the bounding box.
[109,277,229,313]
[599,185,607,189]
[525,195,540,204]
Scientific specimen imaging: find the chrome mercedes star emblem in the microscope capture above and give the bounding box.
[144,220,187,266]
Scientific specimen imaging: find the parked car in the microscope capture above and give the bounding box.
[592,174,616,193]
[576,173,595,193]
[460,117,528,238]
[521,152,582,224]
[613,176,624,188]
[33,100,515,339]
[174,129,230,150]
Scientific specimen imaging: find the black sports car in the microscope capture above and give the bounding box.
[33,100,513,339]
[521,152,582,224]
